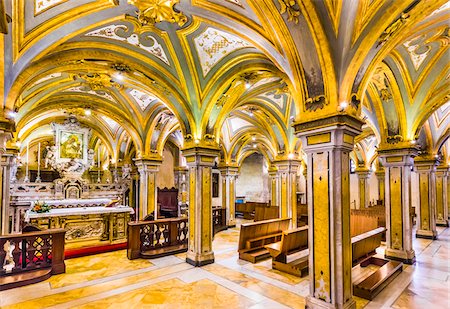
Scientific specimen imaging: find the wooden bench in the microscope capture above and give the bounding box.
[254,205,279,221]
[238,218,290,263]
[351,226,403,300]
[351,227,385,265]
[236,202,269,220]
[353,256,403,300]
[265,226,309,277]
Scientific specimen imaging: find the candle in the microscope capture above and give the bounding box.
[98,146,100,168]
[37,142,41,167]
[26,142,29,164]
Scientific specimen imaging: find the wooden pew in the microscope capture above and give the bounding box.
[351,227,403,300]
[238,218,290,263]
[353,257,403,300]
[254,205,279,221]
[265,226,309,277]
[351,227,385,264]
[236,202,269,220]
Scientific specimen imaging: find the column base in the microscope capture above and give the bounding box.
[306,296,355,309]
[227,224,236,228]
[186,251,215,267]
[385,248,416,264]
[416,229,437,239]
[436,219,449,227]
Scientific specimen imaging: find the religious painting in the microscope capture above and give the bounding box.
[59,131,83,159]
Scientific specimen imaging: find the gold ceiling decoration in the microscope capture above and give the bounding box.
[277,0,300,24]
[75,73,122,90]
[377,13,410,48]
[128,0,187,27]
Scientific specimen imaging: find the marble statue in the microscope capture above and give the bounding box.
[122,164,131,179]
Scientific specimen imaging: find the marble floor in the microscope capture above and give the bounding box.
[1,221,449,308]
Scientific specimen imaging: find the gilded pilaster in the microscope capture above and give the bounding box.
[375,168,385,204]
[378,146,418,264]
[414,157,438,239]
[182,145,219,267]
[219,164,238,227]
[272,159,300,227]
[295,115,363,309]
[135,157,162,220]
[355,167,370,209]
[435,166,448,227]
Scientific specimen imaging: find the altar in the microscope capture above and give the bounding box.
[8,117,135,250]
[25,199,134,248]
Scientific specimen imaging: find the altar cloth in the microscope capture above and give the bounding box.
[25,206,134,222]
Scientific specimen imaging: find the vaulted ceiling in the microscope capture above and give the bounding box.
[1,0,449,165]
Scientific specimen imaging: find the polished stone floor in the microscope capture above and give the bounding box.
[1,221,449,308]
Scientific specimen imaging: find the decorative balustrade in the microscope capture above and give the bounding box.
[0,229,66,290]
[127,218,188,260]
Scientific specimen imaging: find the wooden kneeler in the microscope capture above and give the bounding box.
[265,226,309,277]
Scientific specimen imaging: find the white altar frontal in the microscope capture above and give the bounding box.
[25,200,134,248]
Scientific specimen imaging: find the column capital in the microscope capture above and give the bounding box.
[378,146,419,167]
[174,165,188,172]
[375,168,385,178]
[436,164,449,176]
[414,155,440,171]
[355,167,371,178]
[134,156,162,173]
[217,164,239,176]
[271,159,301,169]
[182,146,219,167]
[294,114,363,153]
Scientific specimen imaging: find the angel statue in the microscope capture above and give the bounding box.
[44,146,57,168]
[122,164,131,179]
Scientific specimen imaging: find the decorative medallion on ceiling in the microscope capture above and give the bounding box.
[128,89,159,111]
[85,24,170,65]
[128,0,187,27]
[194,27,251,76]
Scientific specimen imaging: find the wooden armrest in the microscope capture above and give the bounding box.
[265,241,282,258]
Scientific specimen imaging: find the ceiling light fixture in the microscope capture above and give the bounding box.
[85,109,92,116]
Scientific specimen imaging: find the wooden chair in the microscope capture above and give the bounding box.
[265,226,309,277]
[238,218,290,263]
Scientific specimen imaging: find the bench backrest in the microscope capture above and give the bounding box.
[351,214,379,237]
[254,206,279,221]
[238,218,290,251]
[351,227,386,262]
[280,226,308,254]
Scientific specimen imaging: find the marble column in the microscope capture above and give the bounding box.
[134,157,162,220]
[272,159,300,227]
[219,164,238,227]
[414,157,438,239]
[435,165,448,227]
[295,115,363,309]
[378,146,418,264]
[268,165,279,207]
[375,168,385,205]
[182,146,219,266]
[355,167,370,208]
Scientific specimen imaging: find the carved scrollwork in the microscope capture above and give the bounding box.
[386,135,403,144]
[377,12,410,48]
[305,95,327,112]
[278,0,301,24]
[350,93,361,110]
